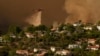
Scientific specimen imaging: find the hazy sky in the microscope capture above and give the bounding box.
[0,0,100,32]
[0,0,67,26]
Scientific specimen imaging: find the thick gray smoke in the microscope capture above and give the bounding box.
[64,0,100,23]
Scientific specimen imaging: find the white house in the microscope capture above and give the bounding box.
[73,22,81,27]
[55,50,70,56]
[25,32,34,38]
[9,34,16,38]
[50,46,56,52]
[68,44,82,49]
[33,48,38,53]
[16,50,28,55]
[0,37,3,42]
[73,23,81,27]
[87,44,99,51]
[83,26,92,30]
[97,25,100,30]
[88,39,96,44]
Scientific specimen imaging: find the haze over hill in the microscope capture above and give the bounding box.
[0,0,67,26]
[0,0,100,32]
[65,0,100,23]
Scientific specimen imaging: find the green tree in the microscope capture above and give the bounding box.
[35,25,48,31]
[8,49,16,56]
[26,25,35,33]
[8,25,22,35]
[2,34,14,43]
[65,23,75,33]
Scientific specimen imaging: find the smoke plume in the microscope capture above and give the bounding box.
[25,9,42,26]
[64,0,100,23]
[0,0,100,27]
